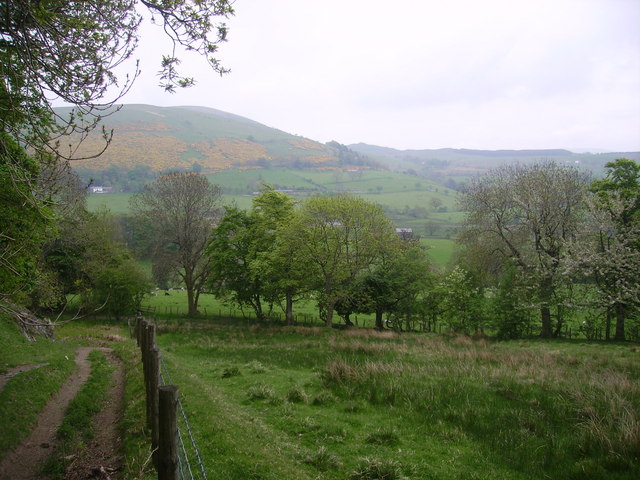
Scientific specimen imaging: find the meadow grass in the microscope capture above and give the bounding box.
[151,322,640,480]
[86,192,132,214]
[420,238,457,268]
[85,168,463,221]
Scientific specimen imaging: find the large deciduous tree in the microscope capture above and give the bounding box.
[207,187,305,323]
[291,195,398,328]
[459,161,590,338]
[131,172,222,316]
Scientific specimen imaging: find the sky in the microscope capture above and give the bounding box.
[111,0,640,152]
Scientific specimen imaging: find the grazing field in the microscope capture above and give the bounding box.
[420,238,457,267]
[150,321,639,480]
[85,168,462,222]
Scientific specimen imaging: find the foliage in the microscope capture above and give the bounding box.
[459,161,590,337]
[567,158,640,340]
[0,133,50,306]
[207,187,304,322]
[290,195,399,327]
[89,258,149,320]
[131,172,222,316]
[437,266,487,334]
[0,0,234,156]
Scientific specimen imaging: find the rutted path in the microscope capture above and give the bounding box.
[0,346,124,480]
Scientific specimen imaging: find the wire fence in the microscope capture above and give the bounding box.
[159,357,208,480]
[135,316,209,480]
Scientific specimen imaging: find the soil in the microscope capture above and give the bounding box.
[0,346,125,480]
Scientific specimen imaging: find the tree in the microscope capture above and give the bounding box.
[459,161,590,338]
[356,243,433,330]
[131,172,222,316]
[207,206,268,319]
[207,187,305,322]
[1,0,233,322]
[1,0,234,156]
[291,195,398,327]
[437,266,487,334]
[568,159,640,340]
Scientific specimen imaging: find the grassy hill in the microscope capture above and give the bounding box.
[57,104,374,173]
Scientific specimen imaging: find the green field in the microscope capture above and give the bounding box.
[421,238,458,267]
[147,321,639,480]
[87,168,460,216]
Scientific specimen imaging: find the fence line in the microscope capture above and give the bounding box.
[136,317,208,480]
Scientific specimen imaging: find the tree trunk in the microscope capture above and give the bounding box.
[375,309,384,330]
[539,277,554,338]
[285,292,294,325]
[614,303,626,341]
[344,313,354,327]
[325,302,334,328]
[540,306,553,338]
[605,308,612,341]
[186,286,199,316]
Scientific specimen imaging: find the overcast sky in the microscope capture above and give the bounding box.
[117,0,640,152]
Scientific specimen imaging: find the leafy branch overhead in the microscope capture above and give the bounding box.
[0,0,234,155]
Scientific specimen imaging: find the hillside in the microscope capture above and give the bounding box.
[349,143,640,179]
[56,104,374,172]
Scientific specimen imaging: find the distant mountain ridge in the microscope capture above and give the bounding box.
[350,143,574,158]
[348,143,640,177]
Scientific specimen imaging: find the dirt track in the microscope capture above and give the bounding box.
[0,347,124,480]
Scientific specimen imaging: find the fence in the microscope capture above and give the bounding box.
[135,317,208,480]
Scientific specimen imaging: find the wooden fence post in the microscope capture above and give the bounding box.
[149,347,160,468]
[158,385,179,480]
[144,323,156,429]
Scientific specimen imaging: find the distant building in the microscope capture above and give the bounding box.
[88,186,114,194]
[395,228,414,240]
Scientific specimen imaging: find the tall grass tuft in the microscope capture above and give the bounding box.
[348,458,408,480]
